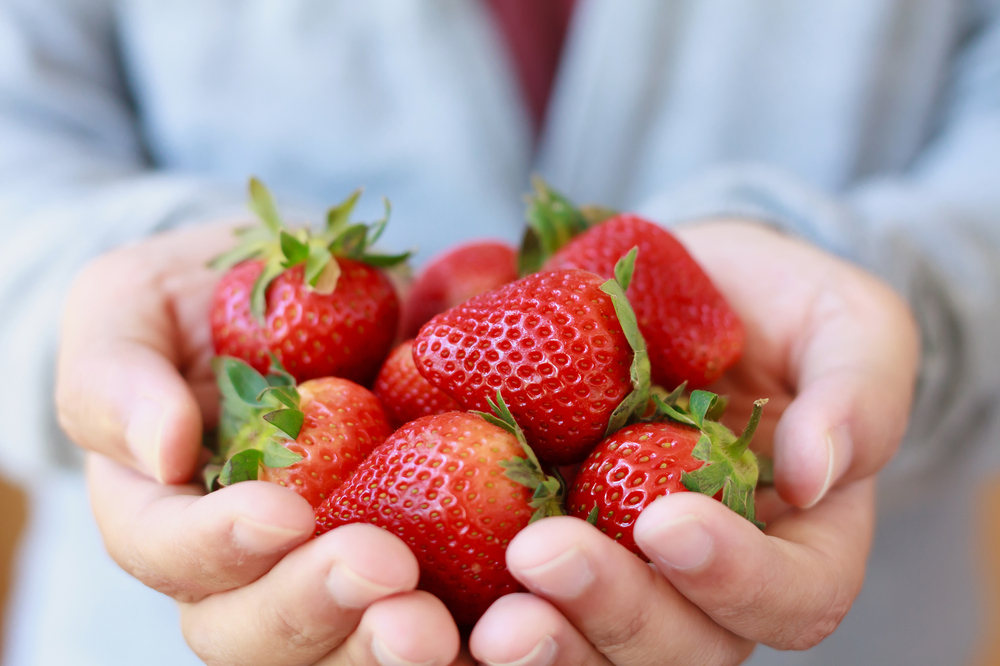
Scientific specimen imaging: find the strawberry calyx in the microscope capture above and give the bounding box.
[649,387,768,528]
[518,177,617,276]
[600,248,653,436]
[210,178,411,324]
[473,390,565,523]
[204,354,307,490]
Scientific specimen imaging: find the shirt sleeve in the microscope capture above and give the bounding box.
[636,4,1000,489]
[0,0,244,479]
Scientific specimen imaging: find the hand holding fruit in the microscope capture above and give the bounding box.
[56,200,466,665]
[468,216,920,665]
[56,176,919,666]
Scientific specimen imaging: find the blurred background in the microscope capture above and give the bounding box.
[3,0,1000,664]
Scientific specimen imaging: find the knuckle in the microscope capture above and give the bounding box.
[589,599,655,658]
[262,603,331,651]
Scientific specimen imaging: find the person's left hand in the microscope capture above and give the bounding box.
[468,220,919,665]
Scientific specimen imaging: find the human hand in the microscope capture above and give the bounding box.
[469,220,919,664]
[57,224,462,666]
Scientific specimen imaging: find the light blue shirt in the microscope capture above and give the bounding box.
[1,1,999,663]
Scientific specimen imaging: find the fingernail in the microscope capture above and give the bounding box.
[513,545,594,599]
[640,514,713,571]
[805,424,853,508]
[372,635,437,666]
[482,636,557,666]
[125,398,165,481]
[232,516,310,554]
[327,562,405,609]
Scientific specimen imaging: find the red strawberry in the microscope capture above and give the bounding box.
[567,389,766,559]
[207,356,392,508]
[413,252,651,465]
[210,179,409,384]
[373,340,460,428]
[401,241,519,338]
[521,179,744,388]
[315,397,564,625]
[211,260,271,374]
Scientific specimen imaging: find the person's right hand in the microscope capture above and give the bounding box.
[57,223,463,666]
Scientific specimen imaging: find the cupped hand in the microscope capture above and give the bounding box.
[57,224,461,666]
[469,220,919,665]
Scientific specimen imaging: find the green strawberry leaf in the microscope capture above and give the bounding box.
[248,178,283,234]
[261,439,304,468]
[203,462,224,492]
[219,449,263,485]
[280,230,309,266]
[601,249,652,436]
[305,244,334,287]
[613,247,638,291]
[263,408,304,439]
[366,199,391,246]
[518,177,593,276]
[586,505,599,525]
[250,256,285,325]
[682,461,730,497]
[326,188,363,236]
[692,432,712,461]
[257,385,300,410]
[334,224,369,257]
[688,390,718,430]
[359,250,413,268]
[208,236,270,272]
[215,356,270,407]
[264,354,296,387]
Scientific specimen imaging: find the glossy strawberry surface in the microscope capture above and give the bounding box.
[259,377,391,508]
[413,269,633,465]
[567,422,705,559]
[401,241,519,338]
[315,412,536,625]
[211,260,271,375]
[373,340,460,428]
[546,215,744,388]
[211,259,400,384]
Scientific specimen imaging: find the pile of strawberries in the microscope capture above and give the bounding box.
[206,178,765,625]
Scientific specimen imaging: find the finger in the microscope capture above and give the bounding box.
[57,224,236,482]
[633,481,874,650]
[505,516,753,666]
[181,524,424,666]
[774,265,918,506]
[87,454,314,601]
[315,592,460,666]
[471,594,611,666]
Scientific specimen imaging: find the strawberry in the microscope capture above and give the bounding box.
[412,251,652,465]
[520,179,744,389]
[206,356,392,508]
[210,179,409,384]
[567,388,766,559]
[315,395,564,625]
[373,340,460,428]
[401,241,519,338]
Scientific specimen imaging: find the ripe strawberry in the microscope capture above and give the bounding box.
[567,389,766,559]
[520,179,744,388]
[401,241,519,338]
[373,340,460,428]
[412,251,652,465]
[207,356,392,508]
[210,179,409,384]
[315,396,564,625]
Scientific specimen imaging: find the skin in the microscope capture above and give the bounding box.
[56,219,918,666]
